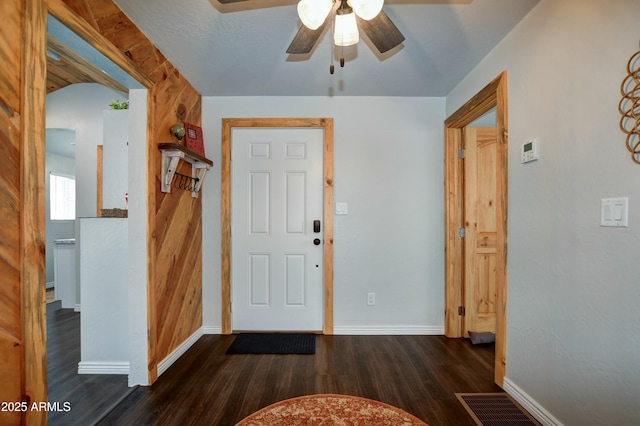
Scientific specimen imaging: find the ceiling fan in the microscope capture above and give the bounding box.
[218,0,405,65]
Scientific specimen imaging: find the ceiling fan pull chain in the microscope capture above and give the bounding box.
[330,12,336,74]
[341,19,344,67]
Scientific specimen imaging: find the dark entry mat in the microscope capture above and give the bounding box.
[225,333,316,354]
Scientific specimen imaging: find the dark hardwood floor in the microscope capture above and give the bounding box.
[47,308,131,425]
[95,333,501,426]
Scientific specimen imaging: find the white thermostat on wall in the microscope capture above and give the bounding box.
[521,139,540,163]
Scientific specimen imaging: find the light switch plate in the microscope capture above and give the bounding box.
[600,197,628,227]
[335,202,348,215]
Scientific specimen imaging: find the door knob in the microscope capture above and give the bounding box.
[313,238,321,245]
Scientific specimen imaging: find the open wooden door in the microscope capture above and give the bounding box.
[463,127,498,337]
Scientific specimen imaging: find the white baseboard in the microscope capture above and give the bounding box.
[157,327,203,377]
[199,325,444,335]
[46,281,55,289]
[74,304,81,312]
[333,325,444,335]
[203,325,222,334]
[503,377,564,426]
[78,361,129,375]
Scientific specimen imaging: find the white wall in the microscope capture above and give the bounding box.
[447,0,640,424]
[127,89,150,386]
[46,83,128,217]
[201,97,445,334]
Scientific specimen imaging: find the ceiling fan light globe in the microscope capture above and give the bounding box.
[297,0,333,30]
[334,12,359,46]
[351,0,383,20]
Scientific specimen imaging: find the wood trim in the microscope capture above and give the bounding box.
[444,71,508,387]
[97,145,103,216]
[47,34,128,93]
[444,127,464,338]
[445,77,500,128]
[220,118,334,335]
[322,118,334,335]
[221,119,232,335]
[21,0,48,423]
[494,73,509,386]
[46,0,154,89]
[146,91,158,384]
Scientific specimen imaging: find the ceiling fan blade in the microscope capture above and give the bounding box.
[356,10,405,54]
[286,19,329,54]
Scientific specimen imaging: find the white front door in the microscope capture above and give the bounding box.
[231,127,324,331]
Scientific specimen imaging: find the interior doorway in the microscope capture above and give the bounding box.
[444,72,508,387]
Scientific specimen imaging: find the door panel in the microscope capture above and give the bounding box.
[249,254,270,305]
[285,172,306,234]
[232,128,324,331]
[285,254,306,305]
[464,127,498,336]
[250,172,270,234]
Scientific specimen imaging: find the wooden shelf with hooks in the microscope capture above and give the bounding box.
[158,143,213,198]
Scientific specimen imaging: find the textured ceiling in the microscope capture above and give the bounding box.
[113,0,539,96]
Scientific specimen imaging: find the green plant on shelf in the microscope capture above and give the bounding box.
[109,99,129,110]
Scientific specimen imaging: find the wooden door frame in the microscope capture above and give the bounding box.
[221,118,334,335]
[20,1,48,424]
[444,72,508,386]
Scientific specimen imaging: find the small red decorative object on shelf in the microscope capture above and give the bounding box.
[184,122,205,156]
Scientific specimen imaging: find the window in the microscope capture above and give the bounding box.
[50,173,76,220]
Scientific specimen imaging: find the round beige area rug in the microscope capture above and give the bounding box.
[236,394,428,426]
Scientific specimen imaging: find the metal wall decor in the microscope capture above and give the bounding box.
[619,41,640,164]
[173,172,201,194]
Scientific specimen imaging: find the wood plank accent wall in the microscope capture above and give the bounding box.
[55,0,204,383]
[0,0,48,424]
[0,0,26,420]
[0,2,26,424]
